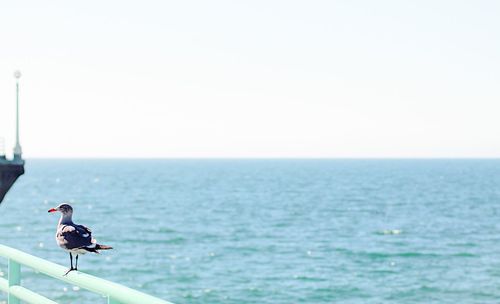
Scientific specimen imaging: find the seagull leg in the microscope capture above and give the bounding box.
[64,252,75,276]
[75,254,79,271]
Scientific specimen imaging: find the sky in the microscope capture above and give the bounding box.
[0,1,499,158]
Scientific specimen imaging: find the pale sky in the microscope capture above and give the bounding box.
[1,1,499,158]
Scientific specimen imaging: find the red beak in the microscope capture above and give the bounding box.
[48,208,57,213]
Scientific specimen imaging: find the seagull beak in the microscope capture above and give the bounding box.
[48,208,57,213]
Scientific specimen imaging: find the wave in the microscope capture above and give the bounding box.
[335,248,477,259]
[118,237,186,245]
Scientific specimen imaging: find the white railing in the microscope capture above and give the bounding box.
[0,244,174,304]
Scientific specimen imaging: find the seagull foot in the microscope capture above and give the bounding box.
[63,268,76,276]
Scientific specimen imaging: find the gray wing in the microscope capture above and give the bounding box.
[57,224,93,249]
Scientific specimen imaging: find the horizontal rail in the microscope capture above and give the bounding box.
[0,244,173,304]
[0,280,57,304]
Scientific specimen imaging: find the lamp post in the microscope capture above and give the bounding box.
[13,70,22,160]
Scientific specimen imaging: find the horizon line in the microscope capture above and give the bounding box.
[18,156,500,160]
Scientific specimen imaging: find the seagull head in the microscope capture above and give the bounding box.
[48,203,73,215]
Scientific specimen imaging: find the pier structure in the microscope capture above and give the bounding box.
[0,70,25,204]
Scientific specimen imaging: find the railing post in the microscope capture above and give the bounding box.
[8,259,20,304]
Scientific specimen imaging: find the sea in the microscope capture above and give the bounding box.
[1,159,500,304]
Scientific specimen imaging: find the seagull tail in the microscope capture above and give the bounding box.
[85,244,113,254]
[96,244,113,250]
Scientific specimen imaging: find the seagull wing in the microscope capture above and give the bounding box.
[57,224,93,249]
[76,224,92,235]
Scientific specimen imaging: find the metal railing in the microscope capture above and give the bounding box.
[0,244,174,304]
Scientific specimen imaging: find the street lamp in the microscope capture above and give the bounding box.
[13,70,22,160]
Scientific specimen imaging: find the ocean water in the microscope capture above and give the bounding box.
[1,159,500,303]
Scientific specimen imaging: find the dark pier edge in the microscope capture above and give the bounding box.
[0,159,24,204]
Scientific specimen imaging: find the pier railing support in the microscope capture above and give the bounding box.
[8,259,20,304]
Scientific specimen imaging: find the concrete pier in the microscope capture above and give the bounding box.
[0,159,24,204]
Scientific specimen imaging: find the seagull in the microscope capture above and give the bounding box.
[48,203,112,275]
